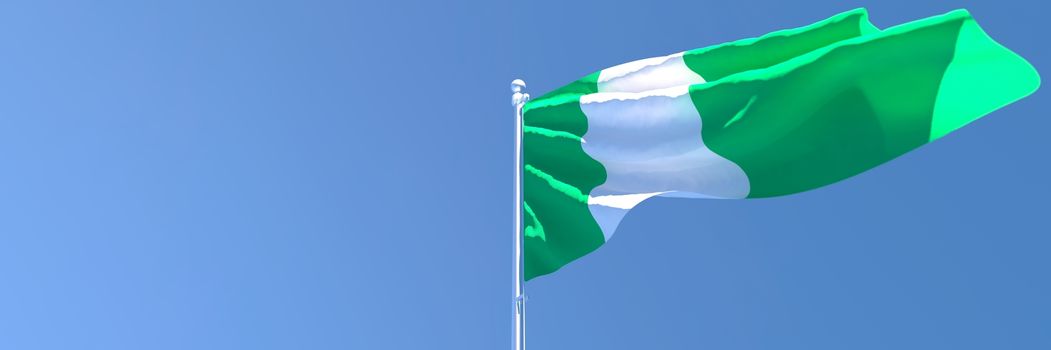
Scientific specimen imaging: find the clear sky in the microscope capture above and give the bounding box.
[0,1,1047,349]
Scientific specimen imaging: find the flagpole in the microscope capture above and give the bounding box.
[511,79,529,350]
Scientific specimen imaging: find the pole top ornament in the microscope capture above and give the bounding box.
[512,79,529,108]
[511,79,526,92]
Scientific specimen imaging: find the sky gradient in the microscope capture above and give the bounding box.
[0,1,1047,349]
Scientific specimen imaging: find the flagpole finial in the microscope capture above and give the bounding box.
[512,79,529,108]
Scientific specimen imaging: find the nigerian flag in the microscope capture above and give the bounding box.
[522,8,1039,280]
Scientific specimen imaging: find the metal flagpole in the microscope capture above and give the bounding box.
[511,79,529,350]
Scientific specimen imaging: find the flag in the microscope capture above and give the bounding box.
[522,9,1040,280]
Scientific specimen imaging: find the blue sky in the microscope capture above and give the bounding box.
[0,1,1047,349]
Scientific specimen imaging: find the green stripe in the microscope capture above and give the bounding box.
[684,8,878,82]
[522,90,606,281]
[689,10,1035,198]
[931,15,1041,141]
[522,165,605,280]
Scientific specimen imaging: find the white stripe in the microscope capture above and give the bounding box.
[580,85,750,240]
[597,52,706,93]
[588,191,668,210]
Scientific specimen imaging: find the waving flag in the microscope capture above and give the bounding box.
[522,9,1039,280]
